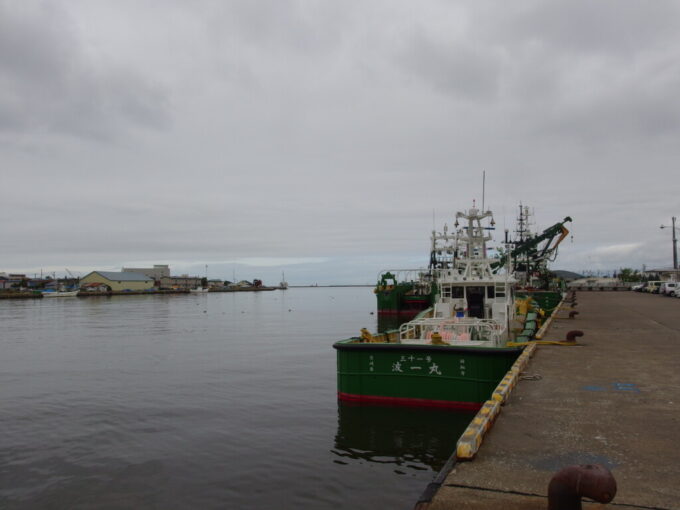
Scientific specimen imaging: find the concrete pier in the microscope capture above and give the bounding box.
[424,291,680,510]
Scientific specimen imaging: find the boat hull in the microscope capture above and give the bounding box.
[333,341,522,411]
[516,290,562,314]
[41,291,79,297]
[376,284,434,315]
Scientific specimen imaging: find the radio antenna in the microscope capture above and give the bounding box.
[482,170,486,211]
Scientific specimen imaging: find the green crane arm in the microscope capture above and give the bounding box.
[492,217,572,271]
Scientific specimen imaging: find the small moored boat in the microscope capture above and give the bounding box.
[41,290,79,297]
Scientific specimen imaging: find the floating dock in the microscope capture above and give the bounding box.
[419,291,680,510]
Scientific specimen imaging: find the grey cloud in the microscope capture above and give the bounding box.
[0,1,170,140]
[467,0,680,144]
[497,0,679,57]
[398,33,501,100]
[2,1,680,281]
[544,89,680,142]
[211,0,349,54]
[193,0,353,93]
[533,55,680,142]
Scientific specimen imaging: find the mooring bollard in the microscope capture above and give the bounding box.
[566,330,583,342]
[548,464,616,510]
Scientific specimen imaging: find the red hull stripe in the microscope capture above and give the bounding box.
[338,392,482,411]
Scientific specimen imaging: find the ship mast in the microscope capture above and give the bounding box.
[452,203,496,280]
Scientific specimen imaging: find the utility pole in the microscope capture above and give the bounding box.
[674,216,678,270]
[660,216,678,270]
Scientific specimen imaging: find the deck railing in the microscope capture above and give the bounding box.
[399,318,504,345]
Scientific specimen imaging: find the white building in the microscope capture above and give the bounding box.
[122,265,170,280]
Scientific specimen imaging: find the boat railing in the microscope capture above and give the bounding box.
[377,269,432,285]
[434,263,501,281]
[399,318,505,345]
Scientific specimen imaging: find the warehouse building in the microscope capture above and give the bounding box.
[80,271,155,292]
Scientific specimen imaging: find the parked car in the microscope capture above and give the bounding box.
[646,281,663,294]
[632,282,648,292]
[659,282,678,296]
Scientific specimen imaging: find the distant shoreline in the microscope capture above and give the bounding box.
[0,284,374,299]
[289,285,373,288]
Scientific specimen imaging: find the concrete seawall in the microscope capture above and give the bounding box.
[423,291,680,510]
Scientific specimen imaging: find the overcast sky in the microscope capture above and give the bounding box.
[2,0,679,284]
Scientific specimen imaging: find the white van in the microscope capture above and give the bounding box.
[659,281,677,296]
[646,281,663,293]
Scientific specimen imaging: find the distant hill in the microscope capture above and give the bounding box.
[552,270,584,281]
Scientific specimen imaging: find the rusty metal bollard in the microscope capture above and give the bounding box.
[548,464,616,510]
[566,330,583,342]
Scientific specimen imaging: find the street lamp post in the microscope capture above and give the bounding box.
[660,216,678,270]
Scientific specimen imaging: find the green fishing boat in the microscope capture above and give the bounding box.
[374,270,435,316]
[334,203,567,410]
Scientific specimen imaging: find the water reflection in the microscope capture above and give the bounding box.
[332,402,473,473]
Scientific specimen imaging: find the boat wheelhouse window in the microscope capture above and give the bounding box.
[452,287,463,298]
[495,283,505,297]
[487,286,495,298]
[442,285,451,298]
[466,287,485,318]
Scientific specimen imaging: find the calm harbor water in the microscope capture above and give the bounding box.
[1,288,472,509]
